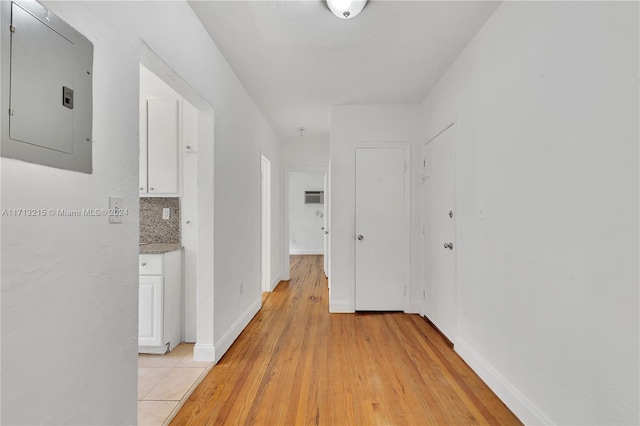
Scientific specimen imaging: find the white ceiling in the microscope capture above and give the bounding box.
[188,1,501,145]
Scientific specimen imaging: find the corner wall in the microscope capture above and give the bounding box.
[1,1,284,424]
[417,2,639,424]
[329,105,420,313]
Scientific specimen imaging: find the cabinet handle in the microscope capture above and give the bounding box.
[186,145,191,150]
[139,187,144,191]
[141,262,146,266]
[186,220,191,224]
[150,187,154,191]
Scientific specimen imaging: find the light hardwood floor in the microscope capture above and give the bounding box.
[171,255,521,425]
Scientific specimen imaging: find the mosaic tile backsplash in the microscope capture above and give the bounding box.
[140,197,181,244]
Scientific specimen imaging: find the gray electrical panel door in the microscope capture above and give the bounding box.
[1,1,93,173]
[10,4,74,153]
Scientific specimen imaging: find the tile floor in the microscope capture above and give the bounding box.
[138,343,213,426]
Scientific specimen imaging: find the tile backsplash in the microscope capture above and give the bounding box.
[140,197,181,244]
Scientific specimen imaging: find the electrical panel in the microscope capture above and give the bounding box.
[1,0,93,173]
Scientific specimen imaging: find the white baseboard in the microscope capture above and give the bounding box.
[455,338,553,425]
[329,299,353,313]
[193,343,215,363]
[214,296,262,362]
[406,301,422,314]
[270,272,283,291]
[289,249,324,255]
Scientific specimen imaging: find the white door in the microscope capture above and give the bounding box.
[355,147,408,311]
[423,125,456,342]
[139,275,163,347]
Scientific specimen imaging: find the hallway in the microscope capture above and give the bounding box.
[171,255,520,425]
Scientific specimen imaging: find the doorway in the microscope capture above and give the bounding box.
[284,167,328,281]
[422,123,456,343]
[139,45,216,364]
[354,145,410,311]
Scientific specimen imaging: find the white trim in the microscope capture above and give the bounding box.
[270,272,284,291]
[329,299,354,313]
[193,343,215,363]
[290,249,324,255]
[213,296,262,363]
[455,338,553,425]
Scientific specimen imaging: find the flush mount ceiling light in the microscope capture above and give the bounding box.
[326,0,368,19]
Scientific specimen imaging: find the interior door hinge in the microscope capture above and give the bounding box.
[404,285,407,296]
[8,109,13,116]
[9,24,15,33]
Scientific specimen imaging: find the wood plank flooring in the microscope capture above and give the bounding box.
[171,255,521,425]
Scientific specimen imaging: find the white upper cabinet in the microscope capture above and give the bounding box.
[139,98,181,196]
[181,99,198,153]
[139,99,148,193]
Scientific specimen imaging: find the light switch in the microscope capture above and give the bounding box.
[162,208,170,220]
[109,196,123,224]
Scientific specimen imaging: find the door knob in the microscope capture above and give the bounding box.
[324,231,329,235]
[444,242,453,250]
[448,210,453,218]
[357,234,364,241]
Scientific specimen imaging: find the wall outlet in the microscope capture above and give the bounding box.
[479,206,487,220]
[162,208,170,220]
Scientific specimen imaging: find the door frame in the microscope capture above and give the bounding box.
[353,142,411,311]
[140,42,216,362]
[283,166,328,281]
[421,123,458,342]
[261,155,272,292]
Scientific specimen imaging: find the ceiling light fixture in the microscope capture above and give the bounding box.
[326,0,368,19]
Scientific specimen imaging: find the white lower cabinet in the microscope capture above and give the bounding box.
[138,275,163,347]
[138,250,182,354]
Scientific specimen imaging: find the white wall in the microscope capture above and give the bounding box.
[283,142,329,168]
[289,172,325,254]
[329,105,419,313]
[416,2,639,424]
[1,1,283,424]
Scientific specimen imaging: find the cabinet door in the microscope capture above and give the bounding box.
[139,275,163,347]
[182,99,198,153]
[139,99,148,194]
[147,99,179,195]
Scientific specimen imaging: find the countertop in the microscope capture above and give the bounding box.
[139,243,182,254]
